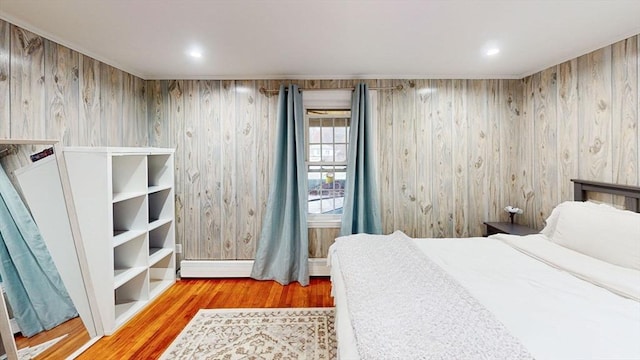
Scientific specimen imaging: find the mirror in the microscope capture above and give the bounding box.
[0,140,102,359]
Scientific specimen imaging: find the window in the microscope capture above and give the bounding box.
[306,109,350,216]
[302,89,376,227]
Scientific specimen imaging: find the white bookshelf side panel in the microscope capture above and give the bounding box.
[63,151,114,332]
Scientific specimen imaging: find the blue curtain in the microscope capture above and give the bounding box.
[251,84,309,286]
[0,164,77,337]
[340,83,382,235]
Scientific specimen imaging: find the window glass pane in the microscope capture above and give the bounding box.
[333,169,346,192]
[307,166,346,214]
[335,126,347,143]
[308,170,321,214]
[334,144,347,162]
[321,144,334,162]
[309,145,321,162]
[309,126,321,143]
[321,126,333,143]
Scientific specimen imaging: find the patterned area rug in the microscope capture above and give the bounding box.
[160,307,336,360]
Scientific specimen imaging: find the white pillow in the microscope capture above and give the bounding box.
[546,201,640,271]
[540,201,602,238]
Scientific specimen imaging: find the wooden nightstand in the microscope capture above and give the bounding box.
[483,222,538,236]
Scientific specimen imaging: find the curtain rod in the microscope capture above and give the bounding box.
[258,84,403,96]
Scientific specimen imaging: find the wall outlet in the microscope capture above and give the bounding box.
[175,244,183,254]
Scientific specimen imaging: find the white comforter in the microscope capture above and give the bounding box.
[329,232,640,360]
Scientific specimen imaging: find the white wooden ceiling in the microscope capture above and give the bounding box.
[1,0,639,80]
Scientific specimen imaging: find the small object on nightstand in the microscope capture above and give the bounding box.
[504,205,524,224]
[484,222,538,236]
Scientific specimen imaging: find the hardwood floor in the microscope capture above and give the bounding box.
[76,277,334,359]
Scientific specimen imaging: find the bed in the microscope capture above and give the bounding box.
[328,179,640,359]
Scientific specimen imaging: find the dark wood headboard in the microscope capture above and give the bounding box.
[571,179,640,213]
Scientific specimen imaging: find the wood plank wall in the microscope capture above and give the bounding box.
[514,35,639,229]
[2,18,638,260]
[0,19,148,153]
[148,78,522,259]
[377,79,523,238]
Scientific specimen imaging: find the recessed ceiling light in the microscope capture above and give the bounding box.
[486,48,500,56]
[189,50,202,58]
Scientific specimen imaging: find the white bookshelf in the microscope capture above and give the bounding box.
[63,147,176,335]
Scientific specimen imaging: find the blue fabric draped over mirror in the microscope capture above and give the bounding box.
[0,164,77,337]
[251,84,309,286]
[340,83,382,235]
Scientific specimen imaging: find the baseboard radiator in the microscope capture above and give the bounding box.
[180,258,330,278]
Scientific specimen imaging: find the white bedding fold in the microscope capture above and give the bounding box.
[491,233,640,301]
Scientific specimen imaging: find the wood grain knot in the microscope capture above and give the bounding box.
[597,100,607,111]
[589,138,603,154]
[420,203,433,215]
[23,35,43,55]
[169,81,183,96]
